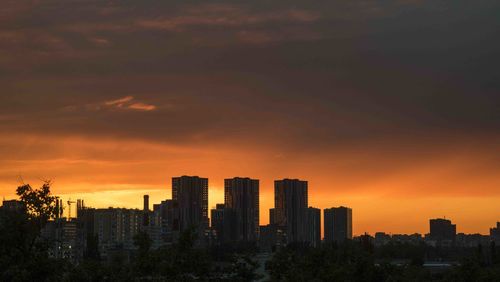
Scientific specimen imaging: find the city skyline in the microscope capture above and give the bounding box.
[5,181,497,268]
[2,1,500,280]
[2,175,496,236]
[1,0,499,237]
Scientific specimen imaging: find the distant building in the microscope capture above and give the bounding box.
[93,208,143,258]
[428,218,456,245]
[151,200,179,244]
[374,232,391,246]
[172,176,209,233]
[210,204,235,244]
[224,177,259,242]
[429,218,456,240]
[76,199,85,218]
[143,195,150,226]
[269,208,276,225]
[374,232,423,246]
[307,207,321,247]
[455,233,490,248]
[42,218,79,263]
[490,222,500,244]
[259,224,278,252]
[1,199,23,212]
[274,179,308,244]
[392,233,423,245]
[324,206,353,243]
[76,201,95,259]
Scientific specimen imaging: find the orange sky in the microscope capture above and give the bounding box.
[1,1,500,237]
[1,133,498,236]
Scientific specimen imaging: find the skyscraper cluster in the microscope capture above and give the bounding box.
[1,176,354,261]
[2,178,500,264]
[211,178,352,250]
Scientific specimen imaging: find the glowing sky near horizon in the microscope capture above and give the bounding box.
[1,0,499,235]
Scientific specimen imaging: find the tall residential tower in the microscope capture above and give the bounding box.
[172,176,209,232]
[274,179,308,243]
[324,206,352,243]
[224,177,260,242]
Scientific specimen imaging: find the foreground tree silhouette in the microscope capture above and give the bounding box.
[0,181,65,281]
[16,181,58,229]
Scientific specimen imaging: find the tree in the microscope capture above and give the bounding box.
[16,180,58,230]
[1,181,64,281]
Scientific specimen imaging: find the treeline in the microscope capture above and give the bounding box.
[64,229,261,281]
[266,240,500,281]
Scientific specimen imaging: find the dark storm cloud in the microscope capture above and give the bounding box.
[0,0,499,149]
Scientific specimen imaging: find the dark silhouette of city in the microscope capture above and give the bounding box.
[1,0,499,281]
[1,178,499,281]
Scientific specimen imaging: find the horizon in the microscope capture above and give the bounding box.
[2,175,498,236]
[1,1,499,237]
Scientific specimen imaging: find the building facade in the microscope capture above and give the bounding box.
[172,176,209,232]
[429,218,456,241]
[274,179,308,243]
[324,206,353,243]
[307,207,321,247]
[210,204,236,244]
[93,208,143,258]
[224,177,259,242]
[491,222,500,244]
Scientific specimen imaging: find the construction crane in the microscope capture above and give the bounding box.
[67,199,76,219]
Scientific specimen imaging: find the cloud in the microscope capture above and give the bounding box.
[0,0,500,234]
[102,96,156,112]
[88,37,111,46]
[134,6,320,31]
[104,96,134,106]
[128,102,157,111]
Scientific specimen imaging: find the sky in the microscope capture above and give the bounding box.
[0,0,499,235]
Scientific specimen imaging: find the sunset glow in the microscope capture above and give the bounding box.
[1,0,499,236]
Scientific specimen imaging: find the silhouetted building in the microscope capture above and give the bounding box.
[55,198,64,219]
[93,208,143,258]
[307,207,321,247]
[274,179,308,244]
[269,208,276,225]
[143,195,150,226]
[374,232,391,246]
[211,204,225,243]
[456,233,490,248]
[224,177,259,242]
[42,218,79,263]
[164,200,180,236]
[143,195,149,211]
[152,199,179,244]
[374,232,423,246]
[490,222,500,244]
[76,205,95,260]
[259,224,278,252]
[1,199,23,212]
[324,206,352,243]
[429,218,456,243]
[392,233,423,245]
[172,176,209,233]
[76,199,85,218]
[210,204,235,244]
